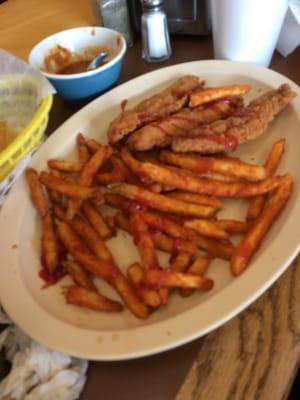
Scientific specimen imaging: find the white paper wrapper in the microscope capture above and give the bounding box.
[0,50,55,203]
[276,0,300,56]
[0,309,88,400]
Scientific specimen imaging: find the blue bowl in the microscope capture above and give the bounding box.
[28,26,126,102]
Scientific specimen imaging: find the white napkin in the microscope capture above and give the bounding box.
[276,0,300,56]
[0,311,88,400]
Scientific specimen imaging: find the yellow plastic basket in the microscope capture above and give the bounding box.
[0,77,53,181]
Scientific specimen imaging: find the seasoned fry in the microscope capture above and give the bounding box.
[194,235,234,260]
[141,209,227,240]
[57,221,149,319]
[163,252,192,300]
[113,212,198,255]
[66,145,112,219]
[112,273,149,319]
[189,84,251,108]
[62,259,97,291]
[57,221,119,281]
[180,256,212,296]
[26,168,48,218]
[128,210,233,259]
[82,201,113,239]
[66,285,123,312]
[40,171,103,201]
[77,133,90,163]
[47,159,83,173]
[120,147,284,198]
[41,212,58,273]
[143,269,214,290]
[127,262,161,308]
[166,191,223,209]
[70,215,114,262]
[231,175,293,276]
[47,188,63,205]
[96,156,131,185]
[109,183,216,218]
[170,252,192,273]
[160,150,267,182]
[215,219,249,234]
[247,138,286,221]
[130,213,160,270]
[85,138,102,153]
[184,219,229,240]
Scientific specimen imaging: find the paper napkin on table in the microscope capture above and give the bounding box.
[0,309,88,400]
[276,0,300,57]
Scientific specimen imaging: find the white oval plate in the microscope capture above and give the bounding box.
[0,61,299,361]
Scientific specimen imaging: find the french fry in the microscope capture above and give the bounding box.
[193,235,234,260]
[26,168,48,218]
[109,183,216,218]
[47,159,83,173]
[70,215,114,263]
[66,285,123,312]
[247,138,286,221]
[96,156,131,185]
[127,262,161,308]
[62,259,97,291]
[48,188,63,205]
[57,221,149,319]
[189,84,251,108]
[66,145,112,219]
[120,147,285,198]
[163,252,192,301]
[231,175,293,276]
[113,212,198,255]
[130,210,233,259]
[169,252,192,273]
[184,219,229,240]
[129,212,168,303]
[112,273,150,319]
[215,219,249,235]
[130,212,160,269]
[141,209,228,240]
[160,150,267,182]
[85,138,102,153]
[40,171,103,202]
[57,221,119,281]
[76,133,90,163]
[143,269,214,290]
[153,231,198,256]
[41,212,58,273]
[166,191,223,209]
[82,201,113,239]
[180,256,212,297]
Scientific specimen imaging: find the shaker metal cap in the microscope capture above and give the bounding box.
[141,0,163,7]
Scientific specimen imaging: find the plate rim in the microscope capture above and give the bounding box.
[0,59,299,361]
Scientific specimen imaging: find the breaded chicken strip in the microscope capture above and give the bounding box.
[128,97,243,151]
[171,84,296,153]
[108,75,203,144]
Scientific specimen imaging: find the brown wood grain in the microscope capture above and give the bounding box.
[176,256,300,400]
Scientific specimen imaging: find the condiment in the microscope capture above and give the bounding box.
[43,45,112,75]
[141,0,171,63]
[93,0,133,47]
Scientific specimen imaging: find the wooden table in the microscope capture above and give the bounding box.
[2,1,300,399]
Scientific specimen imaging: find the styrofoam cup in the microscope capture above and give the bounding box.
[210,0,288,67]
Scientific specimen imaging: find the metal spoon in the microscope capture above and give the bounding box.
[86,52,108,71]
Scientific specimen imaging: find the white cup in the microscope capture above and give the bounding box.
[210,0,289,67]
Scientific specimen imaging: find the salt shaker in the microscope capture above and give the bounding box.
[141,0,172,62]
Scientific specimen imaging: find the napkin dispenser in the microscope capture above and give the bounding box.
[128,0,211,35]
